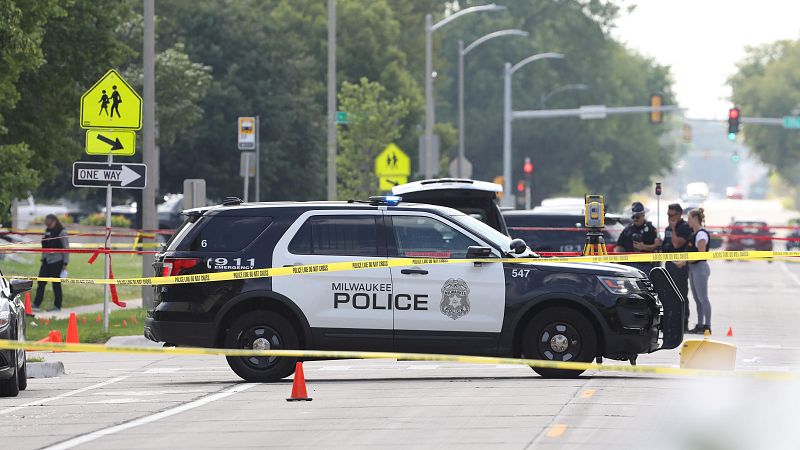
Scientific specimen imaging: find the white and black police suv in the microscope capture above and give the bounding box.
[145,196,686,381]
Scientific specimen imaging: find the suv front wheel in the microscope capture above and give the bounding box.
[224,311,299,382]
[522,307,597,379]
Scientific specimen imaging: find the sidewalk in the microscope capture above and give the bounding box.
[37,298,143,320]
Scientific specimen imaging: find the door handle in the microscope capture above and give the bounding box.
[401,268,429,275]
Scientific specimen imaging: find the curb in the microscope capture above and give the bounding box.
[105,335,162,348]
[27,361,65,379]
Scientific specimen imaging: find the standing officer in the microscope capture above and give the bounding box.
[662,203,693,331]
[32,214,69,312]
[615,202,659,274]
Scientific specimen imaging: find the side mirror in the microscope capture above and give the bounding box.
[10,279,33,296]
[466,246,492,259]
[509,238,528,255]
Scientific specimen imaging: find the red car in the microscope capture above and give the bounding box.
[725,220,773,251]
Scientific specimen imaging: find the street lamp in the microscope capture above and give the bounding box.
[540,83,588,108]
[457,29,529,178]
[502,52,564,207]
[424,3,506,178]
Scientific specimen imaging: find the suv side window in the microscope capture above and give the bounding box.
[189,216,272,252]
[391,215,478,259]
[288,215,382,257]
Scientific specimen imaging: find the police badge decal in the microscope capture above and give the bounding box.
[440,278,470,320]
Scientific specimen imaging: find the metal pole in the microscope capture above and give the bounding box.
[525,173,531,210]
[141,0,156,310]
[103,155,112,332]
[255,115,260,202]
[243,154,250,202]
[326,0,337,200]
[502,62,512,207]
[424,14,434,178]
[457,39,464,178]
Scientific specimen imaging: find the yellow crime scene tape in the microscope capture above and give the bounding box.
[0,339,795,381]
[4,250,800,286]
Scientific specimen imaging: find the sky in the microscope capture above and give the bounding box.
[612,0,800,120]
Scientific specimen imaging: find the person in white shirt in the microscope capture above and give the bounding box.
[687,208,711,334]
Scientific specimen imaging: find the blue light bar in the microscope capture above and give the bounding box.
[368,195,402,206]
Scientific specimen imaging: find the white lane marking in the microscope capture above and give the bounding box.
[0,376,129,416]
[781,261,800,286]
[318,366,352,371]
[43,383,256,450]
[754,344,782,349]
[143,368,182,374]
[91,389,207,397]
[86,398,145,404]
[406,365,439,370]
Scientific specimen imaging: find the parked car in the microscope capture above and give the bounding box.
[503,208,625,253]
[725,219,773,251]
[0,270,32,397]
[786,218,800,251]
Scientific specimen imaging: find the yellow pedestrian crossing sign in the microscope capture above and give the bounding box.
[375,143,410,177]
[80,69,142,130]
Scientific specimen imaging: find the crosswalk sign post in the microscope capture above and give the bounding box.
[78,68,144,333]
[375,144,411,191]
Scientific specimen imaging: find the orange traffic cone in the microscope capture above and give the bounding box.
[24,292,33,316]
[286,362,312,401]
[66,312,80,344]
[96,314,102,323]
[122,319,128,327]
[50,330,63,343]
[726,327,733,337]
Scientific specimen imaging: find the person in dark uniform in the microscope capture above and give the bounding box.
[615,202,659,274]
[32,214,70,312]
[662,203,693,331]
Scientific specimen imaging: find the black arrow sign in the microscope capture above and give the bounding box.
[96,134,124,151]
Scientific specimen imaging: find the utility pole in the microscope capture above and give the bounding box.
[141,0,156,310]
[326,0,337,200]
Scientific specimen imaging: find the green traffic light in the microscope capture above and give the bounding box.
[731,154,740,162]
[728,132,736,141]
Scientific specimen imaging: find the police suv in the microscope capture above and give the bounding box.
[145,197,684,381]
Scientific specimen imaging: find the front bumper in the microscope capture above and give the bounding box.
[602,295,661,360]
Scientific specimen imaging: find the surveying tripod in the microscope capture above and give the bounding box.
[582,228,608,256]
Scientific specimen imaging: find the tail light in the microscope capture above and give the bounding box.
[161,258,202,277]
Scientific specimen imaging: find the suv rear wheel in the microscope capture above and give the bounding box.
[522,307,597,378]
[224,311,298,382]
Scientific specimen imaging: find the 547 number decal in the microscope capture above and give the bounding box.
[511,268,530,278]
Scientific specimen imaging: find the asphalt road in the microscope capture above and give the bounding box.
[3,259,800,450]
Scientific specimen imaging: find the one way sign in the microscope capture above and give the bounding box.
[72,162,147,189]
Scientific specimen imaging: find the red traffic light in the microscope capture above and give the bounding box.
[517,181,525,192]
[729,108,740,119]
[523,158,534,174]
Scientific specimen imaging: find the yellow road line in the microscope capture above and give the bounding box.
[546,424,568,438]
[579,389,596,398]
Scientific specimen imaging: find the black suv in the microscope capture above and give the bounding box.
[145,197,684,381]
[504,209,625,253]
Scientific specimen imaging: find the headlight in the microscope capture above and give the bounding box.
[0,299,9,330]
[597,276,640,295]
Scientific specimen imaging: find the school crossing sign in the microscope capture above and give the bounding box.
[80,69,142,130]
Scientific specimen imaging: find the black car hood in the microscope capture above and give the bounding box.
[526,261,642,277]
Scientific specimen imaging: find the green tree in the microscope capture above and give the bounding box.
[729,40,800,205]
[337,78,409,200]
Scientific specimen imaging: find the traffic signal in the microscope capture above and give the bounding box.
[682,124,692,143]
[517,180,525,192]
[649,94,663,124]
[728,107,740,141]
[523,158,533,175]
[731,149,740,162]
